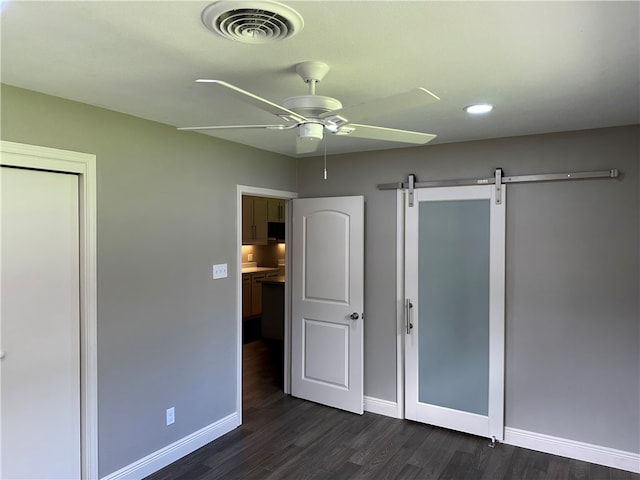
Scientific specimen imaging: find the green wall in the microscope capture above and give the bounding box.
[1,84,298,476]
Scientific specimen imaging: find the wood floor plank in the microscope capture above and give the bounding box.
[407,427,462,477]
[568,459,592,480]
[503,447,547,480]
[479,442,517,480]
[330,461,363,480]
[611,468,636,480]
[546,459,571,480]
[373,427,434,479]
[394,463,424,480]
[144,339,640,480]
[437,450,483,480]
[348,417,406,468]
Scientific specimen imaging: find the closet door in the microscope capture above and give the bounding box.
[404,185,505,441]
[1,166,81,479]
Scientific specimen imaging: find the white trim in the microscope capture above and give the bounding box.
[504,427,640,474]
[235,185,298,423]
[0,141,98,479]
[488,184,506,441]
[101,413,240,480]
[364,396,402,419]
[395,189,405,420]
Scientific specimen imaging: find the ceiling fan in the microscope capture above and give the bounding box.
[178,61,440,154]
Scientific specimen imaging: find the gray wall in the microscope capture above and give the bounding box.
[298,126,639,453]
[1,84,298,476]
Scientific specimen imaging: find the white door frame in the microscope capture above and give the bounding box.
[0,140,98,479]
[395,189,406,420]
[235,185,297,423]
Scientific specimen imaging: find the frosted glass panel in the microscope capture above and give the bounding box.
[418,200,490,415]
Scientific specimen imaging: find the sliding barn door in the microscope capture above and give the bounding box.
[405,185,505,441]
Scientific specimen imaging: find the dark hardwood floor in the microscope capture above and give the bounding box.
[146,340,638,480]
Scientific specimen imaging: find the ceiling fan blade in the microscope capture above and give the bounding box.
[320,88,439,124]
[335,124,436,144]
[177,124,290,131]
[196,79,308,123]
[296,137,321,155]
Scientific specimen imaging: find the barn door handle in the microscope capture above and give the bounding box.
[406,299,414,334]
[350,312,359,320]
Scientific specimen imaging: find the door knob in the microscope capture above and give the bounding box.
[0,351,5,360]
[350,312,359,320]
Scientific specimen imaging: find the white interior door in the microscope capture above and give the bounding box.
[1,166,81,479]
[291,196,364,414]
[405,185,505,441]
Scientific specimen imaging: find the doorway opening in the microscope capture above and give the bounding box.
[236,185,296,420]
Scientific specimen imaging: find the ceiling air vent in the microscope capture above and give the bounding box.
[202,1,304,44]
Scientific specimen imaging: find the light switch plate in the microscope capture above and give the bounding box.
[213,263,227,279]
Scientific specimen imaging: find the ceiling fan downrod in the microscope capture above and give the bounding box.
[307,79,317,96]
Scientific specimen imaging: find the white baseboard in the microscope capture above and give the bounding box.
[364,396,402,419]
[101,412,240,480]
[504,427,640,474]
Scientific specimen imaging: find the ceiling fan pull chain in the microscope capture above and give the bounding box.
[323,138,328,180]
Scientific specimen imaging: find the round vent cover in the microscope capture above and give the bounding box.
[202,1,304,44]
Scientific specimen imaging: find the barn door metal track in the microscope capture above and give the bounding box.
[378,168,620,206]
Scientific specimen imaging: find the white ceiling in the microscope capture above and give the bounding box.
[1,1,639,158]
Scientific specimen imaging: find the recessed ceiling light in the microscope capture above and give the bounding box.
[464,104,494,114]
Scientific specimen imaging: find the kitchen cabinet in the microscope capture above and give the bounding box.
[242,268,279,319]
[268,198,285,223]
[242,275,251,319]
[242,196,268,245]
[261,276,285,341]
[250,272,266,316]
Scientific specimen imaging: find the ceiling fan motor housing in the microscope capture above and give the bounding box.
[283,95,343,118]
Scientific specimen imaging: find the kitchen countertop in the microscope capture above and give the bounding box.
[242,266,279,274]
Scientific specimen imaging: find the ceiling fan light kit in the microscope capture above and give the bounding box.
[179,60,440,155]
[299,123,324,142]
[201,0,304,44]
